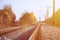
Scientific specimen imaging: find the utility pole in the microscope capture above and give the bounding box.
[53,0,55,14]
[45,6,49,20]
[39,16,41,22]
[53,0,55,25]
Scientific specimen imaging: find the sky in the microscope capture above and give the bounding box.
[0,0,60,21]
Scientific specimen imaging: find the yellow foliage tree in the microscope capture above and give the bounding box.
[45,8,60,27]
[30,12,36,23]
[19,12,36,26]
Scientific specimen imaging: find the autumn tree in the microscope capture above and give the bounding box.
[45,8,60,27]
[19,12,36,26]
[4,4,16,26]
[0,4,16,27]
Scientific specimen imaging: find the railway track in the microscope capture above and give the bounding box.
[29,23,60,40]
